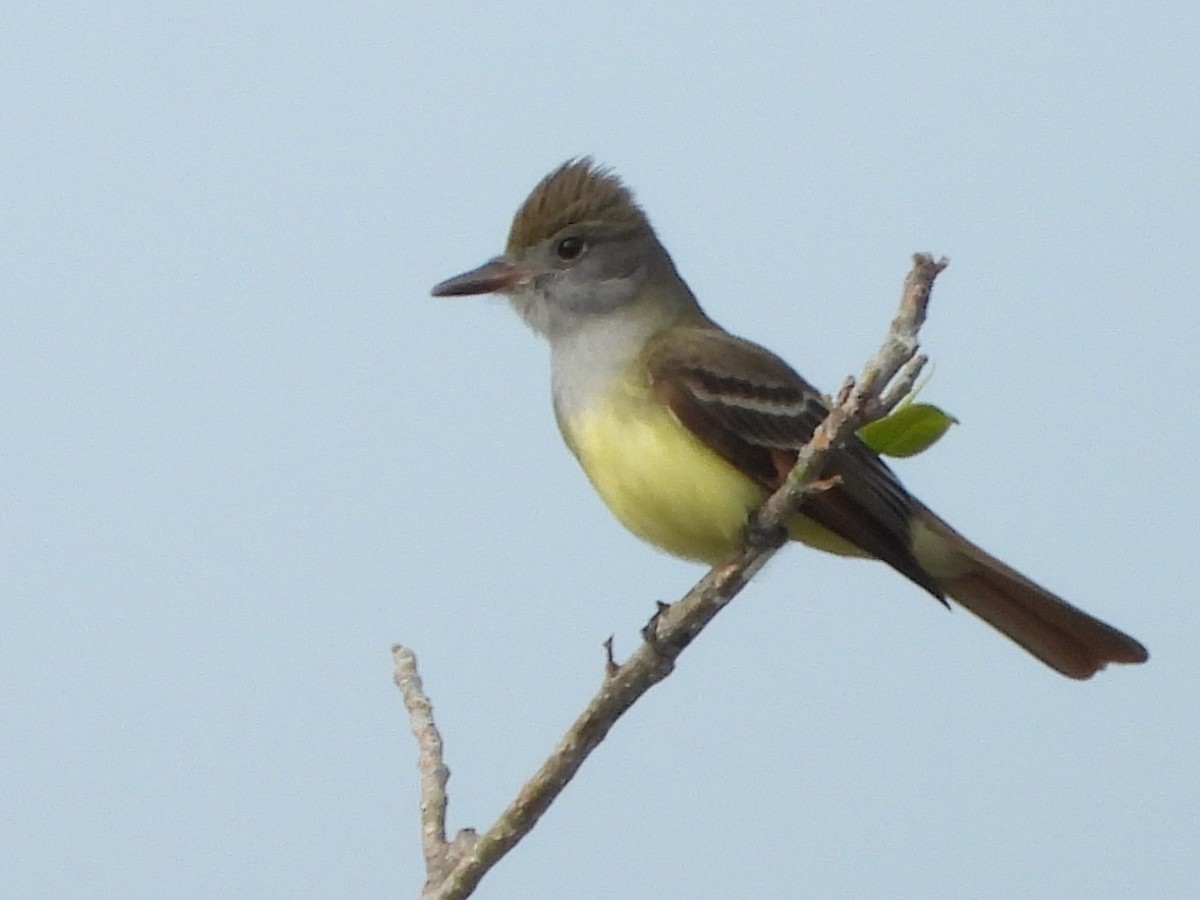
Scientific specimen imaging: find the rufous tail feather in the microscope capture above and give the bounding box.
[918,513,1148,679]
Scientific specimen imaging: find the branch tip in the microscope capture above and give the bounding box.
[603,636,620,678]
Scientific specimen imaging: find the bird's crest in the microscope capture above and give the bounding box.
[506,158,646,254]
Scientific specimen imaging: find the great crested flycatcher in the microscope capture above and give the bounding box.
[431,158,1147,679]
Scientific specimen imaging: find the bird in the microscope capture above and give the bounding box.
[431,158,1148,679]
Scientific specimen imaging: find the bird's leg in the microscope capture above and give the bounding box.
[744,508,789,552]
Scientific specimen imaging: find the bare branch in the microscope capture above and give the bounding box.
[401,254,949,899]
[392,645,479,896]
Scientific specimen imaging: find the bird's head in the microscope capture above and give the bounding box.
[432,159,692,338]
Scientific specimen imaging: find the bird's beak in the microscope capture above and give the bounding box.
[430,257,529,297]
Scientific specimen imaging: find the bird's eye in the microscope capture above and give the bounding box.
[555,235,586,261]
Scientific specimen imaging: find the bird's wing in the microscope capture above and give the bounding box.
[644,325,943,598]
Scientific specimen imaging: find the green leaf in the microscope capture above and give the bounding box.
[858,403,958,458]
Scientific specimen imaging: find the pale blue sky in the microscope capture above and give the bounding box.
[3,3,1197,898]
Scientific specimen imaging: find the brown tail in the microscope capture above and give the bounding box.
[915,514,1148,679]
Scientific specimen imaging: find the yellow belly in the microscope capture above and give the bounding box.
[561,381,865,564]
[561,388,758,561]
[565,391,762,563]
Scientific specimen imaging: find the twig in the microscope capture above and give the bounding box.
[392,646,479,895]
[401,253,949,899]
